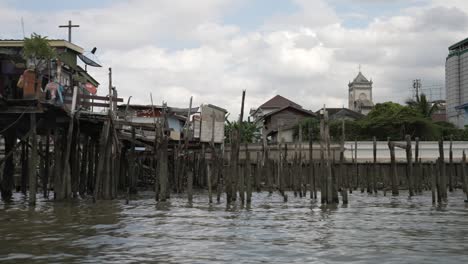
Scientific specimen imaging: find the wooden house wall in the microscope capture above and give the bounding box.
[266,109,311,132]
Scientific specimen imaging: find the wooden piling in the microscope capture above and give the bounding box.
[28,113,37,205]
[438,139,447,201]
[354,139,358,190]
[79,136,89,196]
[372,136,377,194]
[255,152,261,192]
[431,162,436,204]
[216,149,223,203]
[207,161,213,204]
[158,136,169,202]
[462,151,468,202]
[246,146,252,204]
[21,141,28,195]
[187,168,193,203]
[43,130,50,198]
[449,136,454,192]
[388,138,399,195]
[405,135,414,197]
[1,130,16,201]
[94,120,110,201]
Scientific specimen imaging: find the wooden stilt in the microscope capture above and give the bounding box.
[1,130,16,201]
[372,136,377,194]
[44,130,50,198]
[461,151,468,202]
[94,120,110,201]
[388,139,399,196]
[21,141,28,195]
[449,136,454,192]
[438,139,447,202]
[246,145,252,204]
[431,162,436,204]
[207,161,213,204]
[28,113,37,205]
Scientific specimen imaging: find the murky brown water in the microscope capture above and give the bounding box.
[1,191,468,263]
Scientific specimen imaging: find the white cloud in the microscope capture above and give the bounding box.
[1,0,466,118]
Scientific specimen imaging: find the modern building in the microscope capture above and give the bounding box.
[446,37,468,128]
[348,71,374,115]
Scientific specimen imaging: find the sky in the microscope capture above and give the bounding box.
[1,0,467,119]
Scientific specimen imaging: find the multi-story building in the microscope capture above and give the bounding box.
[446,37,468,128]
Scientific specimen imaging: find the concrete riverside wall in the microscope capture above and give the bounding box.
[222,141,468,163]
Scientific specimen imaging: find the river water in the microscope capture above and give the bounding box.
[1,191,468,264]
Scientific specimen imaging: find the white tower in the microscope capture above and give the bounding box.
[348,70,374,115]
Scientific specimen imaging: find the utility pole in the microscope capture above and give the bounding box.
[413,79,421,101]
[59,20,80,42]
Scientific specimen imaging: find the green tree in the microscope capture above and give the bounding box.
[405,93,439,118]
[293,117,320,141]
[360,102,439,140]
[22,33,56,71]
[224,121,260,143]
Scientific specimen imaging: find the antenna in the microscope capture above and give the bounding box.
[21,17,25,38]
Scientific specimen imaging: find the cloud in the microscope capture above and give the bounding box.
[1,0,466,118]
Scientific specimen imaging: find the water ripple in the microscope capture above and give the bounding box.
[0,191,468,263]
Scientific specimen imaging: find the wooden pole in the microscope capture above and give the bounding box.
[462,151,468,202]
[405,135,414,197]
[341,119,348,204]
[187,165,193,203]
[79,136,89,196]
[255,152,261,192]
[354,139,358,190]
[94,120,110,201]
[449,135,454,192]
[87,140,95,195]
[207,161,213,204]
[21,141,28,195]
[388,138,399,195]
[1,130,16,201]
[28,113,37,205]
[438,139,447,202]
[431,162,436,204]
[246,146,252,204]
[158,135,168,202]
[43,130,50,198]
[372,136,377,194]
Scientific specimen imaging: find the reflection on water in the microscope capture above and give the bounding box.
[1,191,468,263]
